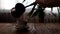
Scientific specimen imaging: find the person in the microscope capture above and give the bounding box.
[11,3,29,31]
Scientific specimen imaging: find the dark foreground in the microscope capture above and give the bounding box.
[0,23,60,34]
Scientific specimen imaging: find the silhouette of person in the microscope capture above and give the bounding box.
[11,3,29,31]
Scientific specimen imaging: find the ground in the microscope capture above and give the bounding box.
[0,23,60,34]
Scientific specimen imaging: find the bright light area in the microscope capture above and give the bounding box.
[0,0,59,14]
[0,0,35,9]
[0,0,16,9]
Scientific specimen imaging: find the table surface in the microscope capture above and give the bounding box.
[0,23,60,34]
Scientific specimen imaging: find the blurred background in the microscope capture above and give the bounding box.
[0,0,59,23]
[0,0,60,34]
